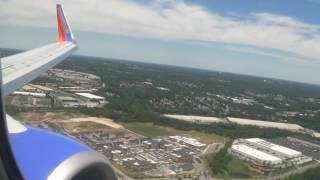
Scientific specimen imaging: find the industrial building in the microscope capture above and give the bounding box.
[20,84,53,94]
[59,86,97,93]
[28,84,53,93]
[9,68,106,109]
[49,69,100,81]
[244,138,301,159]
[169,136,206,148]
[11,91,51,108]
[47,69,101,89]
[55,96,79,108]
[76,93,105,102]
[230,138,312,171]
[227,117,304,132]
[13,91,46,97]
[49,92,107,108]
[231,144,282,167]
[270,137,320,160]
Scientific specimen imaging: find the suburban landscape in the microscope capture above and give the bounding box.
[2,49,320,179]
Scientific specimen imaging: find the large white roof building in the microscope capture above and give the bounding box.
[231,138,311,170]
[169,136,206,148]
[227,117,304,131]
[76,93,105,100]
[231,144,282,164]
[13,91,46,97]
[245,138,302,158]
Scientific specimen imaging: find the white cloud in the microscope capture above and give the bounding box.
[223,45,311,64]
[0,0,320,61]
[224,46,289,58]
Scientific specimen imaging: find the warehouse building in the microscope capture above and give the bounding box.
[11,91,51,108]
[230,138,312,170]
[169,136,206,148]
[244,138,301,159]
[13,91,46,97]
[19,84,54,94]
[231,144,283,167]
[270,137,320,160]
[29,84,53,93]
[227,117,304,132]
[76,93,105,103]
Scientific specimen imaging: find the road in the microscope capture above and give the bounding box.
[266,162,320,180]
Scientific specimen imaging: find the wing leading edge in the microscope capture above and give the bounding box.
[1,4,77,96]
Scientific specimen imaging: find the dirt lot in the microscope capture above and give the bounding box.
[18,112,123,130]
[19,112,86,122]
[61,117,123,129]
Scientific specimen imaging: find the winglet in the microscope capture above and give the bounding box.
[56,4,75,42]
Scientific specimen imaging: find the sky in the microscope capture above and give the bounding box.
[0,0,320,84]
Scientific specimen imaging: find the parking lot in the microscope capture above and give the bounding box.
[270,137,320,159]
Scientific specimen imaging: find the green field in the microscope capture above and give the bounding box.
[225,156,261,179]
[122,122,172,137]
[121,122,225,143]
[207,154,262,179]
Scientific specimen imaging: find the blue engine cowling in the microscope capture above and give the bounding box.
[9,123,117,180]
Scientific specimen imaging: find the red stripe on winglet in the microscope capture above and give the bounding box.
[57,6,66,42]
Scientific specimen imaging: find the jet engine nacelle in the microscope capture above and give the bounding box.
[8,116,117,180]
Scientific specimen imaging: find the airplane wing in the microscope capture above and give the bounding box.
[1,4,77,97]
[1,4,117,180]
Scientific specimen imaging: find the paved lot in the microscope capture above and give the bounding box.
[270,137,320,159]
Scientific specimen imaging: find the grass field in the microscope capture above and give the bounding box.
[121,122,225,144]
[209,155,262,179]
[122,122,172,137]
[226,156,261,178]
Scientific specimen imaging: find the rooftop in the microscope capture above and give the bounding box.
[29,84,53,91]
[76,93,105,100]
[169,136,206,147]
[232,144,282,162]
[228,117,304,131]
[246,138,302,157]
[13,91,46,97]
[57,96,76,101]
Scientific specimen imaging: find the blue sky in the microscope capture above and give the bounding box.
[192,0,320,24]
[0,0,320,84]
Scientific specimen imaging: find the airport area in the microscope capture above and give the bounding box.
[8,69,107,108]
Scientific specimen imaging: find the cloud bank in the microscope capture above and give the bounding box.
[0,0,319,61]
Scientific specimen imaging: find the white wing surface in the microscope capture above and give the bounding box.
[1,4,77,96]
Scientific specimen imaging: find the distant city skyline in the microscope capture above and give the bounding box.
[1,0,320,84]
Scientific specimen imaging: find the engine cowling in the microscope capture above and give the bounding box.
[8,116,117,180]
